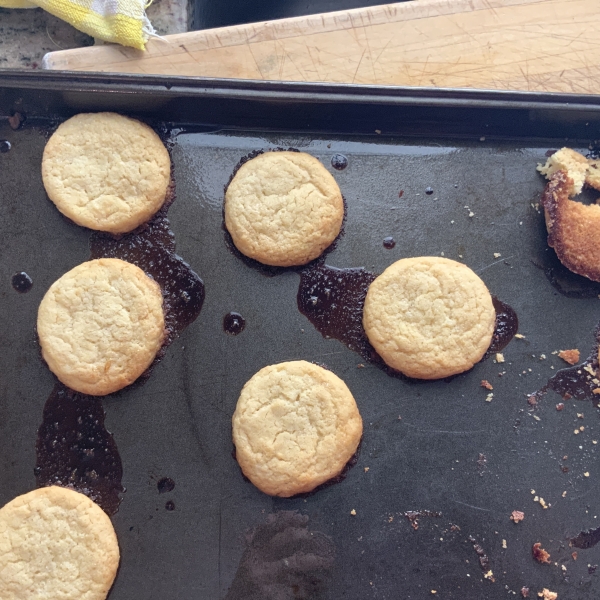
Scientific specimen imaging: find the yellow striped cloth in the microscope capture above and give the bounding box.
[0,0,154,49]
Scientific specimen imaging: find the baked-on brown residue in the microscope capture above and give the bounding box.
[532,542,551,564]
[541,170,600,282]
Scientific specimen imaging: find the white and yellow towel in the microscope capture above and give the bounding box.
[0,0,154,50]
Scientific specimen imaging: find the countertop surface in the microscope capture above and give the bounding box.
[0,0,188,69]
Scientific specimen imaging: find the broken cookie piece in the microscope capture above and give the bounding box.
[532,542,551,564]
[537,147,589,195]
[558,349,580,365]
[541,171,600,282]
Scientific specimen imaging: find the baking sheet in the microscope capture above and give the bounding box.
[2,75,600,599]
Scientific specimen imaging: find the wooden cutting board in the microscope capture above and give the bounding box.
[43,0,600,93]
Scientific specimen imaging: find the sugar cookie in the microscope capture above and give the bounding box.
[42,112,171,234]
[37,258,165,395]
[225,151,344,266]
[232,361,362,497]
[0,486,119,600]
[363,257,495,379]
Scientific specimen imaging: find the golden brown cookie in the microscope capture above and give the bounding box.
[42,112,171,234]
[541,170,600,282]
[0,486,119,600]
[37,258,165,396]
[224,151,344,267]
[232,361,362,497]
[363,257,496,379]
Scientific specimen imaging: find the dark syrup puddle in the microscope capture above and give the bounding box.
[297,264,518,380]
[36,163,205,515]
[35,383,124,515]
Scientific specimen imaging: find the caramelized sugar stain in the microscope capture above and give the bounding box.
[223,312,246,335]
[11,271,33,293]
[35,383,124,515]
[571,526,600,550]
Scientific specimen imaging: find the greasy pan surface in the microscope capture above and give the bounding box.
[2,74,600,599]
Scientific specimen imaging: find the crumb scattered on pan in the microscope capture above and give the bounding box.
[521,587,530,598]
[481,380,493,390]
[584,472,590,477]
[496,353,505,363]
[515,333,525,339]
[572,551,577,560]
[556,403,564,411]
[364,467,369,472]
[510,510,525,523]
[538,589,557,600]
[493,253,501,258]
[502,539,507,549]
[558,349,580,364]
[533,496,549,509]
[350,509,356,516]
[485,393,493,402]
[532,542,551,564]
[483,570,495,582]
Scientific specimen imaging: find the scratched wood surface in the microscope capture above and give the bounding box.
[43,0,600,93]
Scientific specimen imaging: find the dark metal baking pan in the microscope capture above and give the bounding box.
[2,72,600,599]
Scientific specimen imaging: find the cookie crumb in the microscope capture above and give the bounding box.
[364,467,369,472]
[502,539,507,549]
[556,403,565,411]
[485,393,494,402]
[510,510,525,523]
[538,589,557,600]
[350,509,357,516]
[515,333,526,339]
[481,380,493,390]
[584,472,590,477]
[483,569,495,581]
[521,588,530,598]
[572,551,578,560]
[532,542,551,564]
[558,349,580,365]
[493,253,501,258]
[496,353,505,363]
